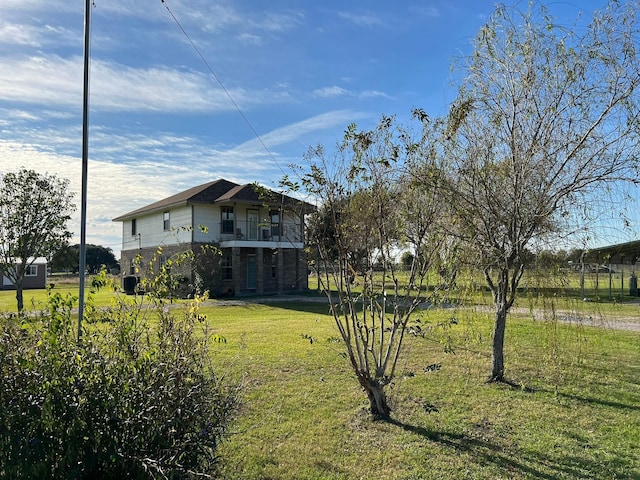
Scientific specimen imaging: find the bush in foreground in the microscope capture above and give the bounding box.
[0,290,237,479]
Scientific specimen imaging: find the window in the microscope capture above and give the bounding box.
[130,258,136,275]
[221,206,234,234]
[163,211,170,231]
[270,209,280,237]
[271,253,278,279]
[25,265,38,276]
[222,254,232,281]
[159,255,170,273]
[131,218,137,236]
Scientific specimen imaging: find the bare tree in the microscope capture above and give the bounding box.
[0,169,75,311]
[416,1,640,382]
[301,115,448,417]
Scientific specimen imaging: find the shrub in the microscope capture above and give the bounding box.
[0,288,238,479]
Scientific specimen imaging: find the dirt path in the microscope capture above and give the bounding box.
[506,306,640,332]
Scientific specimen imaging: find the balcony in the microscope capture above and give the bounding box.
[217,221,304,247]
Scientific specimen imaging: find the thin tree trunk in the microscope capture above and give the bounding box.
[490,302,508,382]
[15,285,24,312]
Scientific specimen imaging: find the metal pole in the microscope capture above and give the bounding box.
[78,0,92,342]
[580,253,585,299]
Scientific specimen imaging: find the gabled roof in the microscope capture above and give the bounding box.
[112,179,239,221]
[112,178,314,222]
[216,184,263,202]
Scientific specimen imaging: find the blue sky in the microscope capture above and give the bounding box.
[0,0,628,257]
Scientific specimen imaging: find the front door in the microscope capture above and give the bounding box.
[247,209,258,241]
[247,254,257,290]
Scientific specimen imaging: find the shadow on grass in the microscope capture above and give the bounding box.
[538,388,640,411]
[387,418,636,480]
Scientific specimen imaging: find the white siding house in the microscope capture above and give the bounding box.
[113,179,313,297]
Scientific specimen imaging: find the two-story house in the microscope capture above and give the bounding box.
[113,179,314,297]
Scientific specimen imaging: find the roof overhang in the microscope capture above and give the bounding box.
[583,240,640,264]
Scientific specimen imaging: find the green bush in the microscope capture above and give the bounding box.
[0,289,238,479]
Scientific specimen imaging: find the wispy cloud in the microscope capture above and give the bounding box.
[250,11,305,32]
[360,90,391,99]
[246,110,366,145]
[0,55,293,113]
[0,22,41,47]
[337,10,384,28]
[313,86,350,98]
[165,3,304,36]
[2,0,73,12]
[0,55,82,107]
[238,33,263,46]
[312,86,391,100]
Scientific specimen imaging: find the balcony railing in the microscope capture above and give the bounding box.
[218,221,303,243]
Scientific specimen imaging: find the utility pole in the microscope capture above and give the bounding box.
[78,0,91,342]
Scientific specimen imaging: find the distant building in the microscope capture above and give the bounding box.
[1,257,48,290]
[580,239,640,296]
[582,239,640,271]
[113,179,314,297]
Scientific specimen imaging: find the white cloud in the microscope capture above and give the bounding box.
[312,86,391,100]
[0,22,40,47]
[0,108,40,122]
[0,56,82,107]
[2,0,71,12]
[180,4,244,34]
[359,90,391,99]
[0,54,293,113]
[250,11,305,33]
[238,33,263,46]
[313,86,350,98]
[231,110,368,155]
[157,2,304,40]
[0,139,209,256]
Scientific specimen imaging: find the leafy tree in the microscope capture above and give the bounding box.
[417,1,640,382]
[0,169,75,311]
[50,244,118,274]
[85,244,118,273]
[400,251,415,270]
[49,244,78,273]
[300,114,448,418]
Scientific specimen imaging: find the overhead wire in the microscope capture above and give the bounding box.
[160,0,288,178]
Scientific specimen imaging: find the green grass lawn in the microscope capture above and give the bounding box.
[2,275,639,479]
[0,275,120,312]
[202,300,640,480]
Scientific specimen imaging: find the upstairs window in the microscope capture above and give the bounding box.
[221,206,234,234]
[131,218,137,236]
[163,211,170,231]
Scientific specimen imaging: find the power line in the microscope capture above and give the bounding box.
[160,0,287,178]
